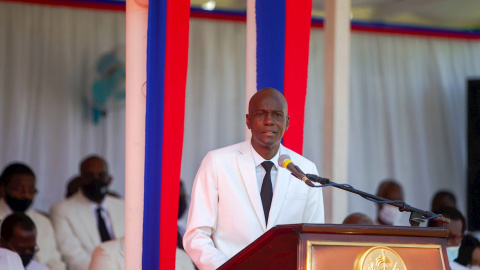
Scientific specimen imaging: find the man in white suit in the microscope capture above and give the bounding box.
[50,156,125,270]
[0,163,66,270]
[184,88,325,270]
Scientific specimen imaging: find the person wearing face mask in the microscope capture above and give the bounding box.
[0,213,49,270]
[50,155,125,270]
[374,179,405,226]
[0,163,66,270]
[428,206,468,270]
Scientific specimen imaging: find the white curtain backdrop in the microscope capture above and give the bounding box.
[0,2,126,212]
[2,2,480,227]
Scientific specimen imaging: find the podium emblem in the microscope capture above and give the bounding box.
[356,246,407,270]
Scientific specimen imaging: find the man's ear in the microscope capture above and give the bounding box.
[285,115,290,130]
[246,114,251,129]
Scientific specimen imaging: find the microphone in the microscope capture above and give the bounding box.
[278,155,315,187]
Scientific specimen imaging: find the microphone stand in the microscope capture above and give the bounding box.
[305,174,450,227]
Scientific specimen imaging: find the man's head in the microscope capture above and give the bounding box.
[375,179,404,225]
[79,155,112,203]
[342,212,374,225]
[428,206,466,247]
[0,213,37,267]
[246,87,289,159]
[431,190,457,212]
[455,234,480,267]
[0,163,37,212]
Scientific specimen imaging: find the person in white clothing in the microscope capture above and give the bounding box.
[0,162,66,270]
[0,247,24,270]
[184,88,325,269]
[0,213,49,270]
[50,155,125,270]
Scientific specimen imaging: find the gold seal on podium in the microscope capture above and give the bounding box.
[356,246,407,270]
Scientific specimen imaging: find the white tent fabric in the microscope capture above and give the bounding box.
[0,2,126,211]
[1,2,480,226]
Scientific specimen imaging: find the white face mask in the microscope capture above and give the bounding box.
[446,245,460,262]
[378,204,402,225]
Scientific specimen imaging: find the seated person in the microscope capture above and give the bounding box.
[375,179,404,226]
[184,88,324,269]
[428,206,467,270]
[455,234,480,268]
[0,213,49,270]
[50,155,125,270]
[431,190,457,212]
[0,163,65,270]
[0,247,23,270]
[342,212,374,225]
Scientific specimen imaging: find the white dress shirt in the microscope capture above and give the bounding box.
[251,144,280,191]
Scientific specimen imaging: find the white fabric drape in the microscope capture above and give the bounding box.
[348,34,480,222]
[2,2,480,226]
[0,2,126,211]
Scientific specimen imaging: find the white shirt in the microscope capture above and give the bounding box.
[0,248,23,270]
[251,144,280,191]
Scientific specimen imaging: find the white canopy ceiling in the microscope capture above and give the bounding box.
[191,0,480,29]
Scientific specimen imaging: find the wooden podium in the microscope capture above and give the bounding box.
[218,224,449,270]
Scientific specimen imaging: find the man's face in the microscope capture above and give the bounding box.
[246,91,289,153]
[445,219,463,247]
[9,226,36,254]
[3,174,36,201]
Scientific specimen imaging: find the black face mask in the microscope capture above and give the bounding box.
[4,192,33,212]
[81,180,109,202]
[19,253,34,267]
[178,196,187,219]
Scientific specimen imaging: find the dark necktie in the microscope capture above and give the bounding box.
[261,161,274,224]
[96,207,112,242]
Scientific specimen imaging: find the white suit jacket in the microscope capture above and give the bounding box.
[50,191,125,270]
[0,199,66,270]
[183,141,325,270]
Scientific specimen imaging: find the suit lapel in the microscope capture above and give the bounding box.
[237,141,267,230]
[76,193,101,246]
[267,146,290,229]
